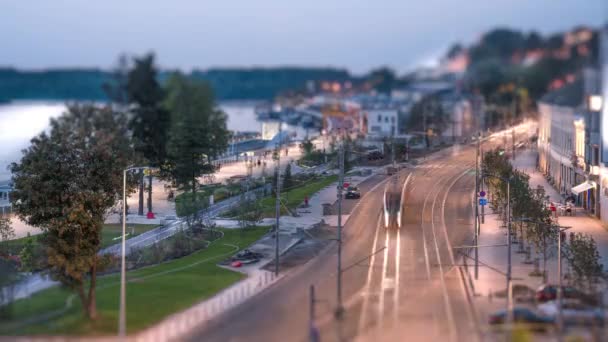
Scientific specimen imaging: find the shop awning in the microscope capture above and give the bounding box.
[571,181,596,195]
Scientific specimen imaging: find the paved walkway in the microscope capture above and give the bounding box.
[466,148,608,341]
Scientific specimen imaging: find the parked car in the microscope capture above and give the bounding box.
[367,151,383,161]
[231,249,263,264]
[488,307,554,331]
[344,186,361,199]
[535,285,597,305]
[538,300,605,326]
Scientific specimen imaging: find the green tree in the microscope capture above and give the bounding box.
[10,104,134,320]
[19,238,34,272]
[366,67,396,94]
[300,139,314,156]
[127,53,171,215]
[237,193,263,229]
[0,215,14,243]
[164,73,230,201]
[282,163,293,189]
[564,233,605,293]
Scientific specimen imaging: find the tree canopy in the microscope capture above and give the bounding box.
[10,104,135,319]
[164,73,230,197]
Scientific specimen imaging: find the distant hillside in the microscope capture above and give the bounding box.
[0,67,352,102]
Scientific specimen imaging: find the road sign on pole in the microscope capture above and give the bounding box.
[479,190,486,197]
[479,198,488,206]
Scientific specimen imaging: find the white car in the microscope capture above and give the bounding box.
[537,300,605,326]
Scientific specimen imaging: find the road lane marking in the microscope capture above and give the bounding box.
[377,226,390,327]
[430,176,457,342]
[357,214,383,332]
[393,226,401,322]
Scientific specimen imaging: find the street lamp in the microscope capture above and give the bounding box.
[512,217,570,340]
[481,172,512,334]
[119,165,153,338]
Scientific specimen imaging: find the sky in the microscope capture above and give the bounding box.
[0,0,605,75]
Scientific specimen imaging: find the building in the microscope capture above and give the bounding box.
[363,107,399,137]
[537,74,602,218]
[0,181,12,215]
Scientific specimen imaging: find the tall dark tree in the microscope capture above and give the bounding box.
[10,105,134,320]
[366,67,396,94]
[102,54,130,107]
[126,53,171,216]
[164,73,230,200]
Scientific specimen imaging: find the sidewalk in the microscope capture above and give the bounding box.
[132,167,380,341]
[466,148,608,340]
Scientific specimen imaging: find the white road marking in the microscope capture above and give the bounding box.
[378,227,390,327]
[357,214,383,331]
[393,227,401,322]
[430,180,457,342]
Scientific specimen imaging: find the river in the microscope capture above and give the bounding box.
[0,100,260,181]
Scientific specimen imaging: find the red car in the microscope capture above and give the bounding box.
[535,285,596,305]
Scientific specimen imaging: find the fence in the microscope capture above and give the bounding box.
[133,270,281,342]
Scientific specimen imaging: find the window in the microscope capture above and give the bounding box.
[377,115,382,122]
[385,116,389,123]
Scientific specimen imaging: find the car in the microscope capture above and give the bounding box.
[538,300,605,326]
[488,307,554,331]
[367,151,383,161]
[535,285,597,305]
[344,186,361,199]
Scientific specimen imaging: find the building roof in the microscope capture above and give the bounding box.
[539,79,584,108]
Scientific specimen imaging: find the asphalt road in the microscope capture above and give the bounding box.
[186,138,512,342]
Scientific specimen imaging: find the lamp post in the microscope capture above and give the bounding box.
[336,137,345,319]
[119,166,152,338]
[482,172,512,335]
[512,217,570,340]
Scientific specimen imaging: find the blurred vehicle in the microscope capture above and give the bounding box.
[367,151,383,161]
[537,300,605,326]
[535,285,597,305]
[488,307,554,331]
[160,215,178,225]
[344,186,361,199]
[231,249,263,264]
[386,166,397,175]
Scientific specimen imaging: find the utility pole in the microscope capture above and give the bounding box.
[480,136,485,224]
[274,125,282,276]
[506,180,512,341]
[391,134,395,166]
[474,131,480,279]
[511,128,515,159]
[309,285,319,342]
[556,226,571,342]
[336,139,345,318]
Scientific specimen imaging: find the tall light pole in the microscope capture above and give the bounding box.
[274,123,282,276]
[512,218,570,341]
[335,138,345,318]
[120,166,152,338]
[482,173,512,334]
[474,132,480,279]
[556,225,571,341]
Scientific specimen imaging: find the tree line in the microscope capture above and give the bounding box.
[6,53,230,320]
[483,150,605,294]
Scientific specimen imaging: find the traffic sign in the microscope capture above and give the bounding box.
[479,198,488,206]
[479,190,486,197]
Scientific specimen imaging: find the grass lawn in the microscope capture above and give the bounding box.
[1,224,160,254]
[259,174,338,217]
[100,224,158,249]
[0,226,269,336]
